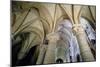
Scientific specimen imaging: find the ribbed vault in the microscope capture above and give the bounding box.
[11,1,96,66]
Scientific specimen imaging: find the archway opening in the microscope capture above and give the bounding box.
[56,58,63,63]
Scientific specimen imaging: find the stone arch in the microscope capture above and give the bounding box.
[59,4,74,24]
[80,6,95,27]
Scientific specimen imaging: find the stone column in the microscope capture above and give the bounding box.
[73,24,95,61]
[55,40,68,63]
[36,45,47,64]
[43,32,60,64]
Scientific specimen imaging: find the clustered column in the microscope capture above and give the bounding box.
[72,24,95,61]
[43,32,60,64]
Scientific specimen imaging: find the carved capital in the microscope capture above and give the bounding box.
[72,24,84,35]
[46,32,60,42]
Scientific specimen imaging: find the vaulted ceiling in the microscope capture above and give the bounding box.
[11,1,96,60]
